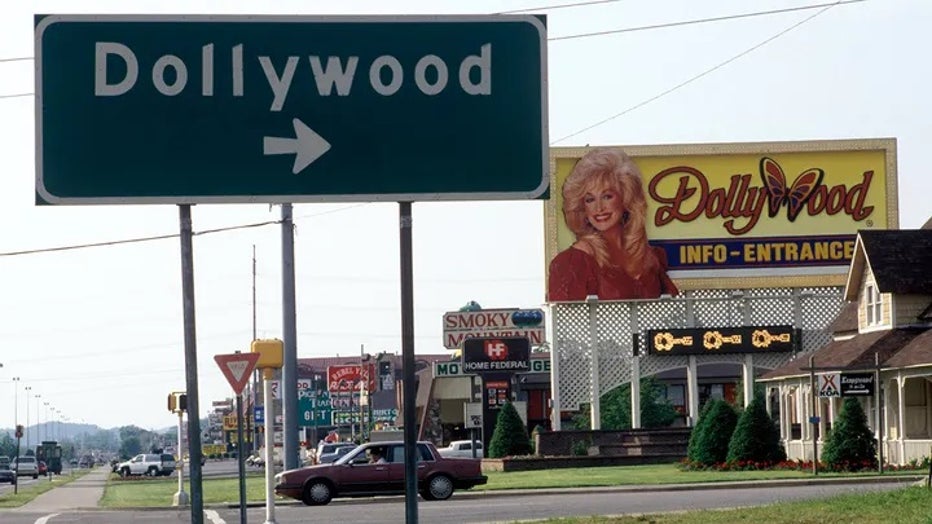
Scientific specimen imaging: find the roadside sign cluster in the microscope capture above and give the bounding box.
[818,372,876,397]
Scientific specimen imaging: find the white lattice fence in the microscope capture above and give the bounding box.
[551,287,845,412]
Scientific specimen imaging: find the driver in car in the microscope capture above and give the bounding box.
[369,448,387,464]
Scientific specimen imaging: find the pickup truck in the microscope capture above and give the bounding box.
[115,453,176,477]
[274,441,486,506]
[438,440,483,459]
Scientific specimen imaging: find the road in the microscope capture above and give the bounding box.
[0,478,916,524]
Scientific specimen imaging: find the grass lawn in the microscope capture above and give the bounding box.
[97,464,926,507]
[538,486,932,524]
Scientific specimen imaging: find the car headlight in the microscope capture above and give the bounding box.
[274,472,283,484]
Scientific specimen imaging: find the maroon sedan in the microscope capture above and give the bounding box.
[274,441,486,506]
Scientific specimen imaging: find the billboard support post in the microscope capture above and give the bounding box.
[587,295,600,430]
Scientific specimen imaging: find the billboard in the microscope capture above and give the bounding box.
[645,326,797,356]
[545,138,898,299]
[327,364,376,393]
[442,308,545,349]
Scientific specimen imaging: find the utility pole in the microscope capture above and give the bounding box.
[251,244,259,453]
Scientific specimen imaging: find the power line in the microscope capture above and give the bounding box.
[0,1,864,103]
[499,0,621,14]
[552,0,846,144]
[0,219,280,257]
[550,0,863,41]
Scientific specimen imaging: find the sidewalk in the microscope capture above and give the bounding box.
[9,467,110,513]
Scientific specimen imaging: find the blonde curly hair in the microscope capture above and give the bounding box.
[561,148,654,277]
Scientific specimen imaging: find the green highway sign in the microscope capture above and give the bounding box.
[297,390,331,427]
[35,15,548,204]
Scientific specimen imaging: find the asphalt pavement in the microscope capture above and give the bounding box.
[2,464,927,515]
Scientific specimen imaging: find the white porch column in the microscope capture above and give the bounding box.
[897,373,906,465]
[779,385,789,441]
[799,383,808,441]
[687,356,699,427]
[742,355,754,408]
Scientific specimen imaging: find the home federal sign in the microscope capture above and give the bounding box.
[35,15,548,204]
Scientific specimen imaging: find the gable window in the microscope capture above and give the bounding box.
[865,284,882,326]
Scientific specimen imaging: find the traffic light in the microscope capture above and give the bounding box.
[168,392,188,413]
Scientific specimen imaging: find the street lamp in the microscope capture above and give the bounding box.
[43,401,49,443]
[35,394,41,450]
[12,377,19,456]
[25,387,31,452]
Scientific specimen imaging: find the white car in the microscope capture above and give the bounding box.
[437,440,483,459]
[12,456,39,479]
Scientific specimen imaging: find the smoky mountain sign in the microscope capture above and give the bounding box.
[35,14,547,204]
[443,308,546,349]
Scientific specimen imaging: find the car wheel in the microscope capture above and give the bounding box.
[425,474,454,501]
[147,467,159,477]
[302,480,333,506]
[33,474,38,479]
[120,467,130,478]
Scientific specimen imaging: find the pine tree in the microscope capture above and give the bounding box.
[822,397,878,471]
[726,393,786,465]
[488,402,532,458]
[687,399,738,466]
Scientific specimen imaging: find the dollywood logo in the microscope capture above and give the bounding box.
[647,157,875,235]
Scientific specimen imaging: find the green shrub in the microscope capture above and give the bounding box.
[687,399,738,466]
[488,402,532,458]
[822,397,877,471]
[571,439,589,456]
[726,393,786,465]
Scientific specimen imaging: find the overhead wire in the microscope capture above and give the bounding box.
[0,1,865,99]
[552,0,848,144]
[550,0,863,41]
[0,0,863,252]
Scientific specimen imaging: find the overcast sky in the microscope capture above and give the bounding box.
[1,0,929,432]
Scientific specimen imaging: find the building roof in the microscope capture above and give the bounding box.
[827,301,859,336]
[759,327,931,381]
[845,229,932,300]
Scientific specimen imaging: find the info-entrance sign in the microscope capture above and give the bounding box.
[35,15,548,204]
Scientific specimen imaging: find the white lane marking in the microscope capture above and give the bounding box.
[35,513,60,524]
[205,509,227,524]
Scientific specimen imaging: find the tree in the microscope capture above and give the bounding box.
[687,399,738,466]
[119,436,142,459]
[0,433,15,457]
[726,393,786,465]
[488,402,532,458]
[822,398,877,471]
[573,377,679,430]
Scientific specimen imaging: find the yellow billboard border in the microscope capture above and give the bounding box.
[544,138,899,292]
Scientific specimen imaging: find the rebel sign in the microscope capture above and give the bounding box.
[462,337,530,374]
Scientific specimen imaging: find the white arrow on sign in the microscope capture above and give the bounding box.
[263,118,331,174]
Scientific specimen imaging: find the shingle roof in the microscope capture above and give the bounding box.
[759,327,930,380]
[858,230,932,295]
[827,301,859,335]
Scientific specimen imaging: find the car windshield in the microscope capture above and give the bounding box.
[333,447,364,465]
